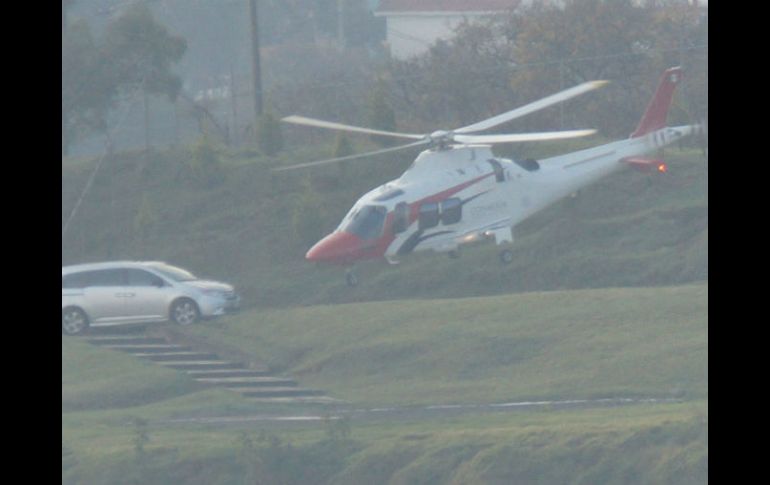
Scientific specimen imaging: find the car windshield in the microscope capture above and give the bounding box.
[146,263,197,282]
[342,205,387,240]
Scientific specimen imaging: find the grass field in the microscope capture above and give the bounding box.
[62,283,707,484]
[184,283,707,406]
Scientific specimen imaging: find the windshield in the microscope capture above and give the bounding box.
[146,263,197,282]
[343,205,387,240]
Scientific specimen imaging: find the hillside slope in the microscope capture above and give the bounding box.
[186,283,708,406]
[61,142,707,309]
[62,283,707,485]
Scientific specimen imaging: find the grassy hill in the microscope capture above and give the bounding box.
[185,282,707,406]
[62,284,707,484]
[61,140,707,309]
[62,337,201,411]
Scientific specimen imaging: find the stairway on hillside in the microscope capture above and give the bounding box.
[84,328,335,403]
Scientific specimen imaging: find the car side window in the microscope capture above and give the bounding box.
[63,272,90,289]
[84,269,125,287]
[127,269,164,287]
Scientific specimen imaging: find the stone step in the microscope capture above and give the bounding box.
[183,368,272,378]
[100,344,192,353]
[234,387,326,398]
[243,396,344,404]
[159,360,245,371]
[133,351,220,362]
[195,376,297,388]
[87,336,168,346]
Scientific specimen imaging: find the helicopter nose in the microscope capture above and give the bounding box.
[306,232,363,263]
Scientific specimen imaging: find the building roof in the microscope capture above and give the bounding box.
[376,0,521,13]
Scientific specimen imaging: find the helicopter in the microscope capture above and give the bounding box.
[275,66,702,286]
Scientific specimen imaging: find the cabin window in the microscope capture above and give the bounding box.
[392,202,409,234]
[345,205,387,240]
[441,197,462,225]
[418,202,440,230]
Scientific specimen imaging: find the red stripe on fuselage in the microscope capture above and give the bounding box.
[407,172,495,223]
[308,172,494,264]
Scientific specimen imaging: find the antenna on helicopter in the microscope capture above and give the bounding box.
[273,79,608,172]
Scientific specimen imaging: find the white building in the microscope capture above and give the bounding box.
[375,0,522,60]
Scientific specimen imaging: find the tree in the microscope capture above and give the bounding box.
[333,133,353,159]
[384,0,707,138]
[62,4,187,155]
[62,20,113,155]
[292,179,326,249]
[101,3,187,101]
[366,80,397,147]
[256,111,284,156]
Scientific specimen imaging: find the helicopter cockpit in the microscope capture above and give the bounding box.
[340,205,387,240]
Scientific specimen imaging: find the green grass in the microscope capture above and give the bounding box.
[62,282,707,484]
[63,399,707,485]
[184,283,707,406]
[62,337,200,411]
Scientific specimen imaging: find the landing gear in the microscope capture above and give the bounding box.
[499,248,514,264]
[345,269,359,287]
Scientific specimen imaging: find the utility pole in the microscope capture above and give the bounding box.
[337,0,345,50]
[230,63,238,146]
[249,0,263,125]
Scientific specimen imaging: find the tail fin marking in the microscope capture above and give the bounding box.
[629,67,682,138]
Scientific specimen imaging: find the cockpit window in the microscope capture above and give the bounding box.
[344,205,387,240]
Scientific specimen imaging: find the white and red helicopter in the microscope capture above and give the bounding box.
[276,67,702,285]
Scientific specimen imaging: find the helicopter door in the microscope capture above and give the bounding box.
[392,202,409,234]
[418,202,440,230]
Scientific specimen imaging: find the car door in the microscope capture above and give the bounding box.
[80,269,131,323]
[124,268,170,322]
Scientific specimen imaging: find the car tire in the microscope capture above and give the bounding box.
[62,307,89,336]
[499,249,514,264]
[170,299,200,326]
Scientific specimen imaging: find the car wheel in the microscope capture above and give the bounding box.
[499,249,514,264]
[62,307,89,336]
[170,299,200,326]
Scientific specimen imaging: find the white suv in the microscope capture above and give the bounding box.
[62,261,241,335]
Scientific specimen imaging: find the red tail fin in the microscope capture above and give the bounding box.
[629,67,682,138]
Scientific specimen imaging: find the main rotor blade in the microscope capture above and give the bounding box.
[454,80,609,134]
[453,129,597,144]
[282,115,425,140]
[272,139,430,172]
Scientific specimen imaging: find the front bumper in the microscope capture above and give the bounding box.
[198,293,241,317]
